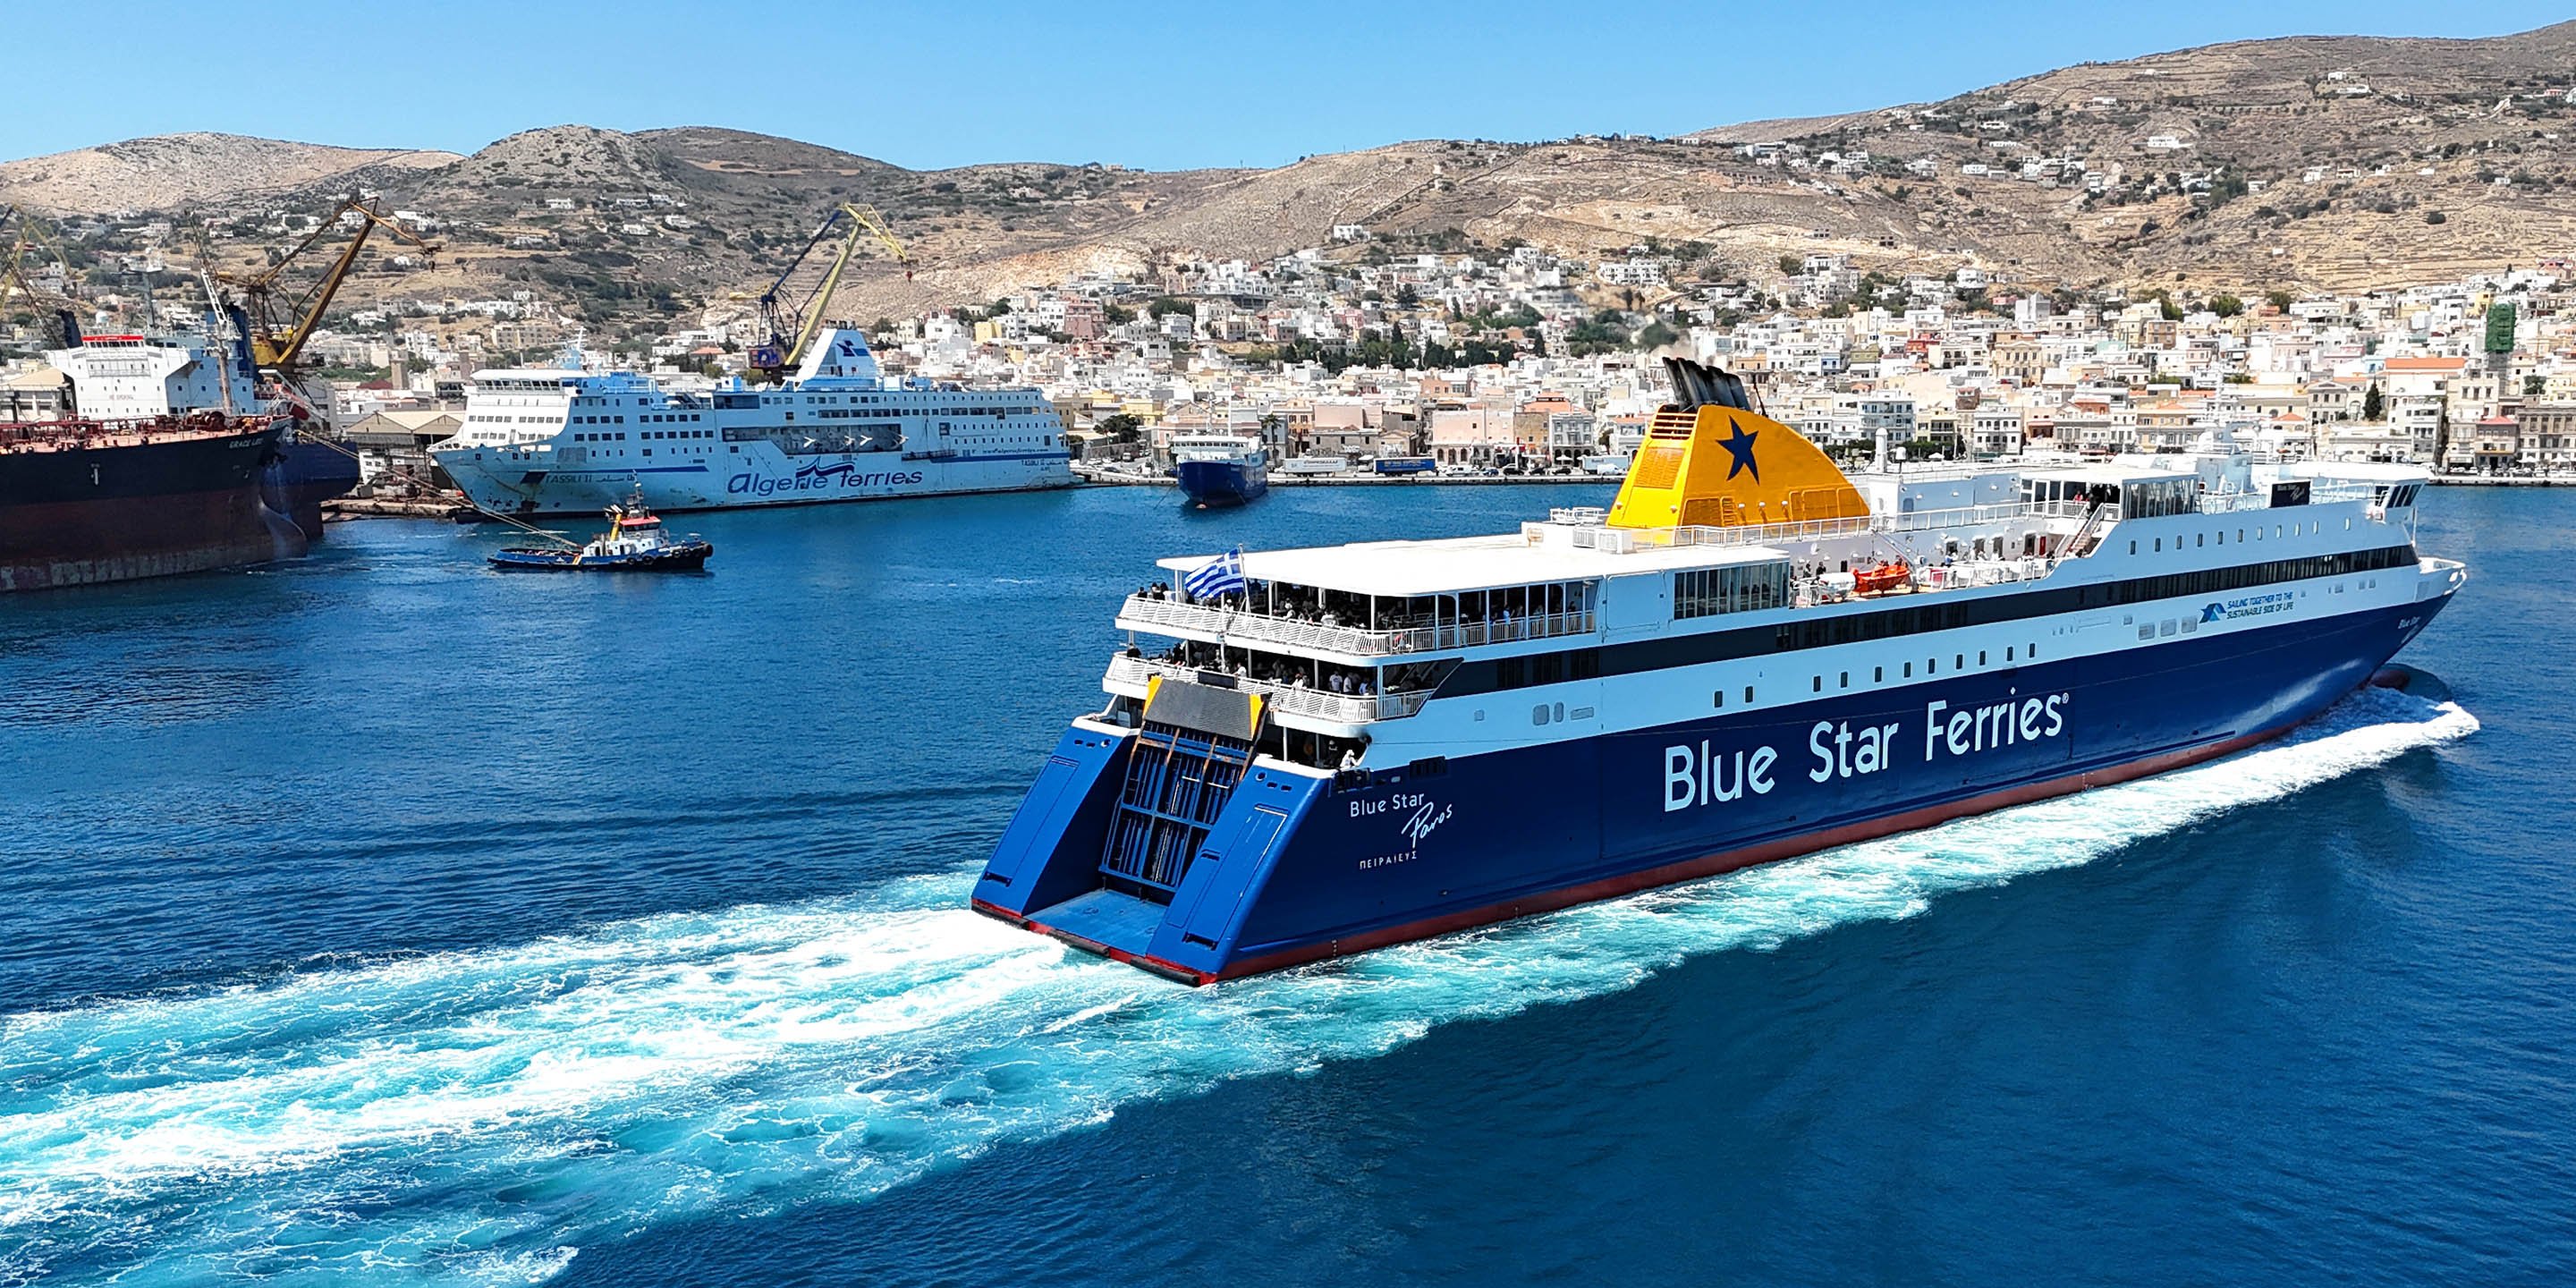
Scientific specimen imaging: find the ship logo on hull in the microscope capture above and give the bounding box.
[1352,792,1450,871]
[2202,591,2293,623]
[1666,694,2071,812]
[727,462,929,497]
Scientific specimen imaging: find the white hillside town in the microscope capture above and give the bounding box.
[9,208,2576,486]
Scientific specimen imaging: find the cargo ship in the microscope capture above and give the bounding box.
[1171,434,1269,505]
[973,358,2465,984]
[428,329,1073,516]
[0,324,342,592]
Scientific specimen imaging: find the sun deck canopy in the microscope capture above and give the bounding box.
[1157,530,1791,599]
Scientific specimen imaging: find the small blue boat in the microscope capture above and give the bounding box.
[489,496,711,571]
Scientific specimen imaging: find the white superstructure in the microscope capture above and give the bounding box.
[430,329,1073,514]
[1171,435,1267,469]
[41,327,261,421]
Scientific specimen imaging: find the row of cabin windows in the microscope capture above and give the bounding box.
[1493,648,1602,689]
[2103,546,2411,606]
[2021,478,2192,519]
[1445,544,2414,698]
[575,411,704,425]
[1776,600,1978,650]
[1674,563,1791,620]
[1804,644,2037,694]
[2134,520,2323,555]
[572,430,711,443]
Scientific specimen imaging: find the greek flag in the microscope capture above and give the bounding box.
[1184,547,1246,600]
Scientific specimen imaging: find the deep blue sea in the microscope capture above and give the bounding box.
[0,482,2567,1287]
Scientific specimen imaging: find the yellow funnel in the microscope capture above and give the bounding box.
[1607,401,1869,530]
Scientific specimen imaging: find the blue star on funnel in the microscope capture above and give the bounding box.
[1717,422,1760,481]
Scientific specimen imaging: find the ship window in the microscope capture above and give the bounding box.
[1979,650,1987,665]
[2129,540,2138,555]
[1903,661,1913,677]
[1955,654,1965,669]
[2139,623,2155,640]
[1928,657,1937,674]
[1873,666,1883,682]
[1838,672,1849,689]
[2006,647,2015,662]
[2197,533,2205,547]
[1812,675,1822,692]
[1714,691,1724,709]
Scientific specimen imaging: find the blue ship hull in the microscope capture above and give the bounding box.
[1175,459,1267,506]
[974,594,2453,984]
[261,436,361,542]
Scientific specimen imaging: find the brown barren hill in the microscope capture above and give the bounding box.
[13,20,2576,317]
[0,133,460,213]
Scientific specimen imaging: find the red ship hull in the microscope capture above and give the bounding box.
[0,419,305,592]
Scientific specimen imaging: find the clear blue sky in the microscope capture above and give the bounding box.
[10,0,2572,170]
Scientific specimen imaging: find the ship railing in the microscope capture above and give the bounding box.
[2192,481,2382,513]
[1914,557,2054,590]
[2199,490,2274,514]
[1118,594,1596,657]
[1555,500,2083,555]
[0,411,273,451]
[1104,654,1432,723]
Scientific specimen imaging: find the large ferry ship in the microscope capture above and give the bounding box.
[974,359,2465,984]
[430,330,1073,515]
[1,322,337,592]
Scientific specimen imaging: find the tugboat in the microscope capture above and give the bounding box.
[487,495,711,571]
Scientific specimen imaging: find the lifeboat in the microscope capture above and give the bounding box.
[1852,560,1911,596]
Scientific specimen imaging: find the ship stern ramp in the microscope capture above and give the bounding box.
[974,680,1325,984]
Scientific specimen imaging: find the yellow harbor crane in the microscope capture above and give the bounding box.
[749,202,904,379]
[208,198,442,375]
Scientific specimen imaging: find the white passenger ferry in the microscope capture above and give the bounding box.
[974,358,2465,985]
[430,330,1073,515]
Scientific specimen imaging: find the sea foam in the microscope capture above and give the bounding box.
[0,687,2478,1286]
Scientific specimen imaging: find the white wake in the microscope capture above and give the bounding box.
[0,687,2477,1287]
